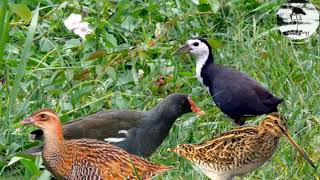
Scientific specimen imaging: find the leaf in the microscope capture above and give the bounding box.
[198,3,211,12]
[121,16,142,32]
[131,60,138,85]
[260,52,268,60]
[21,159,39,175]
[64,39,81,49]
[38,170,52,180]
[113,94,129,109]
[208,38,224,49]
[71,85,93,105]
[4,43,19,54]
[7,156,23,166]
[39,38,56,52]
[48,89,64,96]
[64,70,74,81]
[61,102,73,111]
[73,69,90,80]
[105,33,117,48]
[87,49,107,61]
[106,67,117,81]
[9,4,32,23]
[191,0,199,5]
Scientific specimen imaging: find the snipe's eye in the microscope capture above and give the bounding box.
[40,114,47,119]
[193,42,199,46]
[273,120,278,124]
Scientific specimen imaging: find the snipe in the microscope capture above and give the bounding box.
[168,112,315,180]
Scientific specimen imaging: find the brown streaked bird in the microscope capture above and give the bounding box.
[168,113,315,180]
[21,109,171,180]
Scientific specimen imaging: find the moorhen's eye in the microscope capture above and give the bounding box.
[40,114,47,119]
[193,42,199,46]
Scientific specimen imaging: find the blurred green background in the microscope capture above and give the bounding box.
[0,0,319,179]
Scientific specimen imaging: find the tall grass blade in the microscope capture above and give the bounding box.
[0,0,10,62]
[0,0,10,129]
[5,5,39,130]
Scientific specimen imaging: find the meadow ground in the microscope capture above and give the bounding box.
[0,0,319,179]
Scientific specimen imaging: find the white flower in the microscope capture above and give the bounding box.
[73,22,93,39]
[138,69,144,79]
[63,13,82,30]
[13,128,21,135]
[154,23,162,38]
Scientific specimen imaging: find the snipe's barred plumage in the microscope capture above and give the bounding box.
[168,113,315,180]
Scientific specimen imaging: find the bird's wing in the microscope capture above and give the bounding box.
[67,139,169,179]
[63,110,144,140]
[253,85,282,106]
[30,110,144,141]
[212,67,280,114]
[192,126,259,167]
[211,68,257,105]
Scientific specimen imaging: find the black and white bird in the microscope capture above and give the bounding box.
[25,93,203,157]
[177,38,283,125]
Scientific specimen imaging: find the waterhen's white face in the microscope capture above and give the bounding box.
[185,39,209,59]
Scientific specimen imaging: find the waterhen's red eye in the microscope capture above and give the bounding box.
[40,114,47,119]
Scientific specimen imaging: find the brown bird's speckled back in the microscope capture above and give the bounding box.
[44,139,170,180]
[169,113,315,180]
[21,109,171,180]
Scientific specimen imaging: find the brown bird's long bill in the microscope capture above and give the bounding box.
[284,132,316,168]
[174,44,191,55]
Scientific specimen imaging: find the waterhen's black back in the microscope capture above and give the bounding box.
[179,38,283,125]
[205,64,283,125]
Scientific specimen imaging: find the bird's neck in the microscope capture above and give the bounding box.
[258,127,280,152]
[42,123,65,155]
[149,101,187,126]
[195,51,214,85]
[145,101,188,143]
[176,144,195,161]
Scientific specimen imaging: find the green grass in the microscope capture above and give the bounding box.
[0,0,319,179]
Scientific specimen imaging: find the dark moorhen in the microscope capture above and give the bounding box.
[26,93,203,157]
[177,38,283,125]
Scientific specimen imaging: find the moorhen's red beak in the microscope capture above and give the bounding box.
[21,117,35,125]
[187,97,205,116]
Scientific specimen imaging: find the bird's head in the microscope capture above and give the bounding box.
[167,144,194,158]
[156,93,205,116]
[260,112,288,136]
[21,109,60,130]
[261,112,316,168]
[176,38,212,60]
